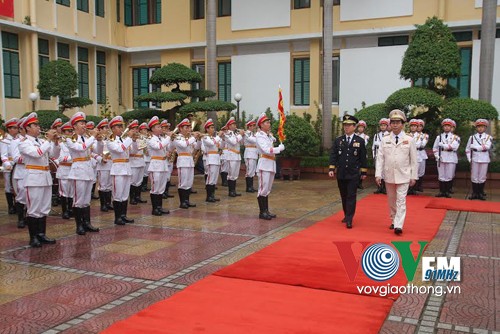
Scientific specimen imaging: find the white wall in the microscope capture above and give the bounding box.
[474,0,500,8]
[339,45,410,113]
[232,0,290,31]
[232,52,290,118]
[340,0,413,21]
[470,39,500,114]
[130,52,161,65]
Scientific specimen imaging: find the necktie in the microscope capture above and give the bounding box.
[346,136,350,145]
[395,136,399,144]
[119,137,123,143]
[445,134,448,139]
[81,136,85,143]
[479,134,482,139]
[35,138,40,144]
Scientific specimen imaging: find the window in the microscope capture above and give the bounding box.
[96,51,106,104]
[2,32,20,99]
[78,47,89,98]
[192,63,206,102]
[117,0,121,22]
[448,47,472,98]
[133,67,160,109]
[57,42,70,61]
[77,0,88,12]
[95,0,104,17]
[378,35,409,47]
[452,31,472,42]
[294,58,310,106]
[124,0,161,26]
[193,0,204,20]
[39,39,51,100]
[218,0,231,17]
[56,0,71,6]
[118,55,122,104]
[294,0,310,9]
[218,62,231,102]
[332,57,340,104]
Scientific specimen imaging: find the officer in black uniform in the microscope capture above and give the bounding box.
[328,115,368,229]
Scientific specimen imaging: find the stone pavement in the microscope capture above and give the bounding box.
[0,175,498,334]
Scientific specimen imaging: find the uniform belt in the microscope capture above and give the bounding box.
[417,148,425,151]
[151,156,167,160]
[73,157,90,162]
[443,149,454,152]
[8,157,13,161]
[26,165,49,171]
[245,145,256,148]
[130,154,144,158]
[261,154,275,161]
[113,159,129,163]
[59,162,72,166]
[228,149,240,154]
[177,153,191,157]
[207,151,218,154]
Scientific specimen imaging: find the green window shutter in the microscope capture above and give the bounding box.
[96,51,106,65]
[332,58,340,103]
[38,39,49,55]
[294,59,302,105]
[155,0,161,23]
[97,65,106,103]
[58,43,70,60]
[124,0,132,25]
[2,32,19,50]
[96,0,104,17]
[78,63,89,98]
[138,0,148,25]
[77,0,89,12]
[78,47,89,62]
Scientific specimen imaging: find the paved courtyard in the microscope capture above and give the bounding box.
[0,174,498,334]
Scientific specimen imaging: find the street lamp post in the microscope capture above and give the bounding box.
[234,93,242,125]
[29,92,39,112]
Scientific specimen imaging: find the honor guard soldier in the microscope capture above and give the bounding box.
[219,126,229,187]
[372,118,389,194]
[139,122,151,192]
[202,119,223,202]
[244,119,258,193]
[256,113,284,220]
[102,116,135,225]
[66,112,101,235]
[433,118,460,198]
[146,116,171,216]
[11,117,27,228]
[50,117,64,205]
[222,117,244,197]
[56,122,75,219]
[95,119,113,212]
[19,113,60,247]
[329,115,368,228]
[173,118,200,208]
[161,120,175,198]
[1,117,19,214]
[128,120,147,205]
[355,120,369,189]
[407,119,419,195]
[466,119,493,200]
[414,119,428,193]
[375,110,418,235]
[85,121,99,200]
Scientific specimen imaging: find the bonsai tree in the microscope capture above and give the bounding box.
[271,114,320,158]
[135,62,235,125]
[37,60,93,112]
[400,17,461,96]
[442,98,498,125]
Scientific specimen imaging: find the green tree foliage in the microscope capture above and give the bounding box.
[441,98,499,124]
[120,109,171,123]
[37,60,93,112]
[354,103,389,127]
[22,110,69,130]
[400,17,461,83]
[86,115,103,125]
[385,87,443,112]
[271,114,321,157]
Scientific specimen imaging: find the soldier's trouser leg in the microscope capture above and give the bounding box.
[245,158,257,178]
[112,175,131,202]
[337,178,358,222]
[4,171,13,193]
[418,161,426,179]
[98,170,112,191]
[227,160,241,181]
[206,164,220,186]
[26,186,52,218]
[177,167,194,190]
[471,162,488,184]
[72,180,93,208]
[150,171,168,195]
[13,177,26,205]
[385,182,409,230]
[58,178,74,199]
[257,170,275,197]
[4,171,15,213]
[131,167,144,187]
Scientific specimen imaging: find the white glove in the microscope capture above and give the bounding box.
[438,142,445,148]
[278,144,285,151]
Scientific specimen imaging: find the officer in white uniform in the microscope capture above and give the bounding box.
[433,118,460,198]
[407,119,420,195]
[355,120,370,190]
[1,117,19,214]
[56,122,75,220]
[147,116,171,216]
[255,113,285,220]
[140,122,151,192]
[162,120,175,198]
[223,117,244,197]
[202,119,223,202]
[375,109,418,235]
[19,113,60,247]
[11,117,27,228]
[244,119,258,193]
[173,118,201,209]
[66,112,100,235]
[372,118,389,194]
[95,119,113,212]
[466,119,493,200]
[415,119,428,192]
[128,120,147,205]
[219,126,229,187]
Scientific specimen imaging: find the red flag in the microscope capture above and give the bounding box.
[0,0,14,18]
[277,88,286,143]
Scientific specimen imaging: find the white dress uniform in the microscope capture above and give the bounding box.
[224,130,243,181]
[414,131,429,178]
[244,129,258,194]
[96,141,113,193]
[1,127,16,213]
[66,134,96,208]
[202,135,222,186]
[56,141,75,200]
[108,136,133,202]
[375,114,418,234]
[357,133,370,147]
[129,139,146,204]
[465,120,492,200]
[11,133,28,228]
[432,132,460,182]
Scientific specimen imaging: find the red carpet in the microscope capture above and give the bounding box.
[102,275,394,334]
[425,197,500,213]
[215,195,447,299]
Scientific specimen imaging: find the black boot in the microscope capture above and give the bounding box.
[228,180,241,197]
[157,194,170,214]
[105,191,114,210]
[246,177,256,193]
[129,186,138,205]
[91,183,99,199]
[444,181,452,198]
[27,217,41,247]
[477,183,486,200]
[179,189,189,209]
[436,181,445,197]
[469,183,478,200]
[449,180,454,194]
[381,180,387,194]
[83,206,99,232]
[74,207,86,235]
[135,186,147,203]
[416,178,424,192]
[480,182,486,197]
[210,184,220,202]
[16,202,25,228]
[258,196,272,220]
[37,217,56,244]
[265,196,277,218]
[141,176,149,192]
[185,189,196,207]
[60,197,71,219]
[99,191,108,212]
[121,201,134,223]
[206,185,214,202]
[6,192,16,214]
[67,197,74,217]
[151,193,162,216]
[113,201,125,225]
[164,182,174,198]
[221,172,228,187]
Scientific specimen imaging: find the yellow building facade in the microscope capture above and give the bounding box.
[0,0,499,121]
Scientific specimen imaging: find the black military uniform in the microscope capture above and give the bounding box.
[329,115,368,229]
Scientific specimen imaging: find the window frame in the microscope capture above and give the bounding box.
[293,58,310,106]
[293,0,310,10]
[217,0,231,17]
[448,47,472,98]
[56,0,71,7]
[132,66,161,109]
[38,38,51,100]
[2,32,21,99]
[77,0,89,12]
[95,0,105,17]
[124,0,161,26]
[96,51,106,104]
[332,56,340,104]
[192,0,205,20]
[78,47,90,99]
[378,35,409,47]
[217,62,231,102]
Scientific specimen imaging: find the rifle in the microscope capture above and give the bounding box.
[437,134,442,168]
